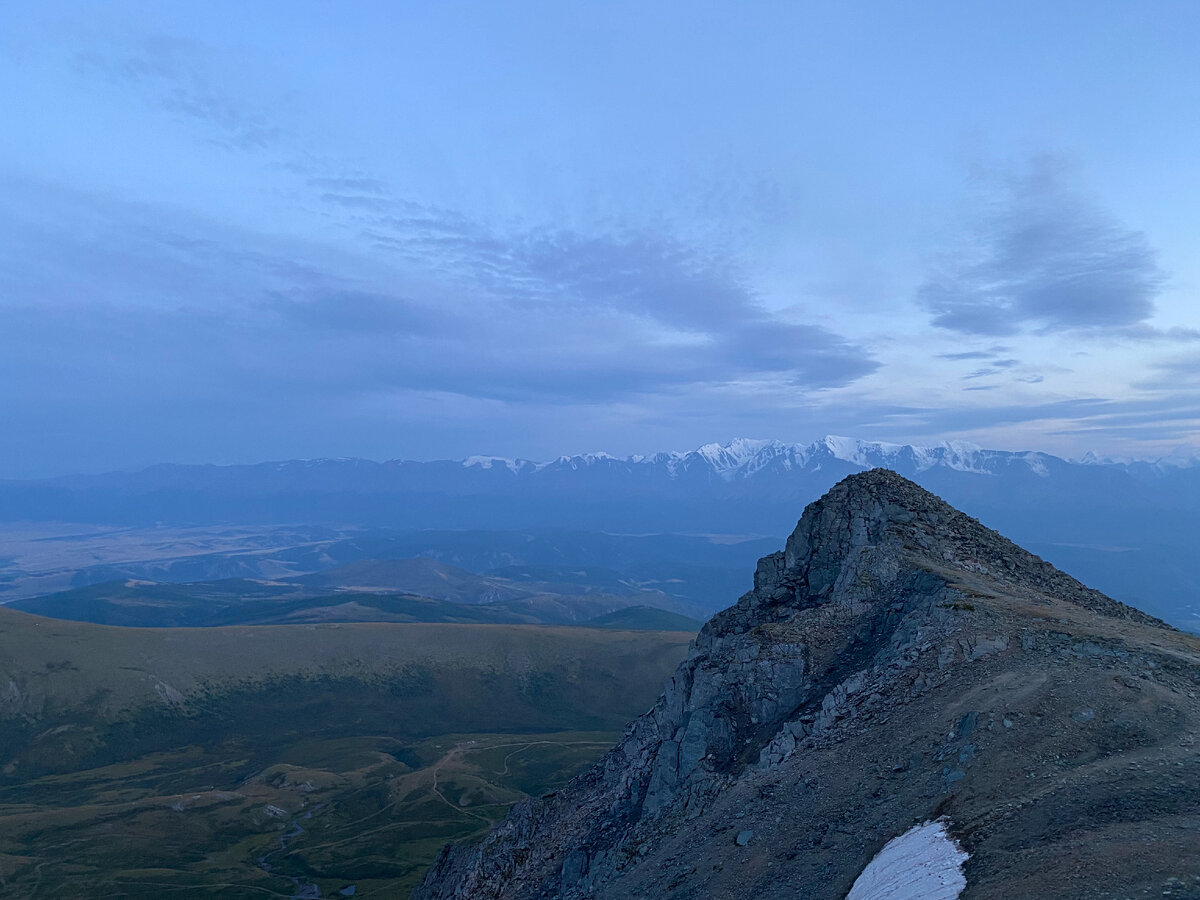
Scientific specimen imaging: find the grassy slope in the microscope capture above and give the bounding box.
[297,557,525,601]
[9,581,561,627]
[0,606,691,722]
[0,607,693,898]
[585,606,704,631]
[0,729,624,899]
[9,573,685,628]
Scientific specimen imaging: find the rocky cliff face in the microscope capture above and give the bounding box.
[414,470,1200,900]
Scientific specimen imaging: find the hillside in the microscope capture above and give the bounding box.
[297,556,529,602]
[0,611,691,897]
[416,470,1200,900]
[8,555,701,628]
[0,611,692,764]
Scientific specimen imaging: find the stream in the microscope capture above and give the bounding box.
[256,804,327,899]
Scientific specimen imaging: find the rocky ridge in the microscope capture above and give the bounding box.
[415,469,1200,900]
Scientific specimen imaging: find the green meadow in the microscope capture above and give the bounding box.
[0,608,691,898]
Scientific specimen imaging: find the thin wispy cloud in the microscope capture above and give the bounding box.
[73,35,283,150]
[937,350,1000,361]
[0,180,878,420]
[294,176,885,393]
[919,158,1166,337]
[1134,351,1200,390]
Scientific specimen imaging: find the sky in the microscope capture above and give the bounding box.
[3,1,1200,477]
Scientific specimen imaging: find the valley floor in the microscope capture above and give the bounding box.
[0,729,618,899]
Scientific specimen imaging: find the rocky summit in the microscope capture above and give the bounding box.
[414,470,1200,900]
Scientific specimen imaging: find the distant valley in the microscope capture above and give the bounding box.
[0,525,766,630]
[9,556,706,631]
[3,436,1200,630]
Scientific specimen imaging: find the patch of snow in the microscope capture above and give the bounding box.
[695,438,780,473]
[533,451,623,471]
[845,819,967,900]
[906,445,939,471]
[461,456,524,474]
[1019,452,1050,477]
[276,457,362,470]
[1077,450,1119,466]
[896,439,990,474]
[929,440,988,473]
[1152,444,1200,468]
[819,435,990,474]
[821,435,880,466]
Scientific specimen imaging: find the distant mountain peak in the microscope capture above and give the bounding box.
[513,436,1039,480]
[693,437,782,468]
[460,455,531,474]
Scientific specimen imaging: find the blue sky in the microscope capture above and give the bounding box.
[3,1,1200,476]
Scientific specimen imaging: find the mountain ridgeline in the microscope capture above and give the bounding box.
[4,436,1200,628]
[5,437,1200,536]
[415,470,1200,900]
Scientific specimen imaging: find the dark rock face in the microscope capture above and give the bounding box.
[414,470,1200,900]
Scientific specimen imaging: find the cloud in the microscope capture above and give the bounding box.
[294,178,883,395]
[915,394,1200,444]
[0,178,878,472]
[936,349,1006,361]
[305,176,390,194]
[1038,395,1200,442]
[1134,351,1200,390]
[919,158,1166,336]
[1109,324,1200,343]
[73,36,283,150]
[287,146,874,400]
[268,290,455,337]
[711,383,1200,454]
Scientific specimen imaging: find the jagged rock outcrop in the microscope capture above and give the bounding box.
[415,470,1200,900]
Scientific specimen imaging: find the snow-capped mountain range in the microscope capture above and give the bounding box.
[6,434,1200,564]
[7,436,1200,514]
[461,434,1011,476]
[3,436,1200,629]
[459,435,1199,481]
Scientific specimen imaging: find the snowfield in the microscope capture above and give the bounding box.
[845,819,968,900]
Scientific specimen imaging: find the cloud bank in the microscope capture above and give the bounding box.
[0,177,879,473]
[919,159,1166,337]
